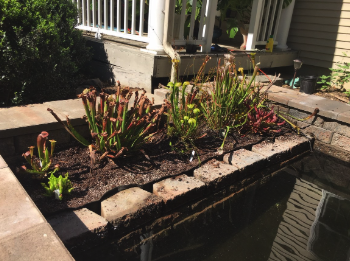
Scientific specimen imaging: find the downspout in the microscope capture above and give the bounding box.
[163,0,181,83]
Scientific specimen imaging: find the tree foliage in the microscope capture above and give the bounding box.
[0,0,92,106]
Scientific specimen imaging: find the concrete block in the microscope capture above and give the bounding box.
[303,125,334,144]
[323,121,338,132]
[334,122,350,138]
[153,174,206,209]
[288,108,324,127]
[337,110,350,125]
[48,208,108,247]
[223,149,267,176]
[0,155,8,169]
[101,187,164,229]
[0,167,45,240]
[252,140,291,163]
[44,99,87,123]
[331,133,350,152]
[193,159,239,190]
[275,135,310,155]
[0,223,73,261]
[0,137,15,157]
[154,88,170,100]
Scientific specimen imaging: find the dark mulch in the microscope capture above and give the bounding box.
[11,127,296,217]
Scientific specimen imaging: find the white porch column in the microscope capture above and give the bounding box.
[276,0,296,50]
[146,0,165,53]
[203,0,218,53]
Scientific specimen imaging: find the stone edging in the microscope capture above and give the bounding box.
[261,86,350,162]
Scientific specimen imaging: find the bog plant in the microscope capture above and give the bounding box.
[22,131,57,176]
[165,81,201,141]
[199,54,268,133]
[48,84,166,159]
[41,168,73,200]
[244,105,285,134]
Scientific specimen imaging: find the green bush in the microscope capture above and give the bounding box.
[0,0,91,106]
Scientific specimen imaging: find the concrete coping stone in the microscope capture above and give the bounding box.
[153,174,206,209]
[0,167,73,260]
[101,187,164,229]
[263,85,350,124]
[48,208,108,247]
[223,149,267,176]
[0,223,74,261]
[0,155,8,169]
[194,159,239,190]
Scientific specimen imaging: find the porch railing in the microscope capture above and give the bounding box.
[74,0,294,53]
[74,0,149,42]
[247,0,284,50]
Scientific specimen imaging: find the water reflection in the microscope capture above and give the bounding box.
[74,152,350,261]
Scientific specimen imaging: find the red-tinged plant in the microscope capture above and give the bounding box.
[48,84,166,159]
[22,131,58,176]
[244,106,285,135]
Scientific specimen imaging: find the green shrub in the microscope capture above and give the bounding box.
[0,0,91,106]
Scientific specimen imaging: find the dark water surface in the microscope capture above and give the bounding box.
[75,152,350,261]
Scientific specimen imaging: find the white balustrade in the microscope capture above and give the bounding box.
[74,0,150,42]
[247,0,289,50]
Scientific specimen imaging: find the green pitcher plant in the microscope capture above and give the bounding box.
[48,84,166,159]
[22,131,57,176]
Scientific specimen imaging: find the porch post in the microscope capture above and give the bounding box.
[203,0,218,53]
[246,0,263,51]
[276,0,295,50]
[146,0,165,53]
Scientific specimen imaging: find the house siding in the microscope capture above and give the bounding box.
[288,0,350,69]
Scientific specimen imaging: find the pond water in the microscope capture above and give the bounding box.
[75,152,350,261]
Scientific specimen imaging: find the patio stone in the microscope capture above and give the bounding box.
[252,140,291,163]
[0,155,7,169]
[303,125,334,144]
[153,174,206,209]
[223,149,267,175]
[0,167,45,240]
[194,159,239,190]
[101,187,164,229]
[275,135,311,155]
[48,208,108,247]
[0,223,73,261]
[331,133,350,152]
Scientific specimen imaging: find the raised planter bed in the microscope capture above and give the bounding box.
[0,86,317,256]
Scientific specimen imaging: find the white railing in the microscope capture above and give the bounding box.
[170,0,218,53]
[247,0,284,50]
[74,0,149,42]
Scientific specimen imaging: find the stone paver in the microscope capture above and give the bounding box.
[252,140,291,163]
[48,208,108,246]
[0,223,73,261]
[153,174,206,208]
[0,137,15,157]
[303,125,334,144]
[337,110,350,125]
[223,149,267,174]
[0,155,8,169]
[0,167,45,240]
[275,135,310,155]
[194,159,239,190]
[331,133,350,152]
[101,187,164,228]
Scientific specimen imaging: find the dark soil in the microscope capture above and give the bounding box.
[12,128,296,217]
